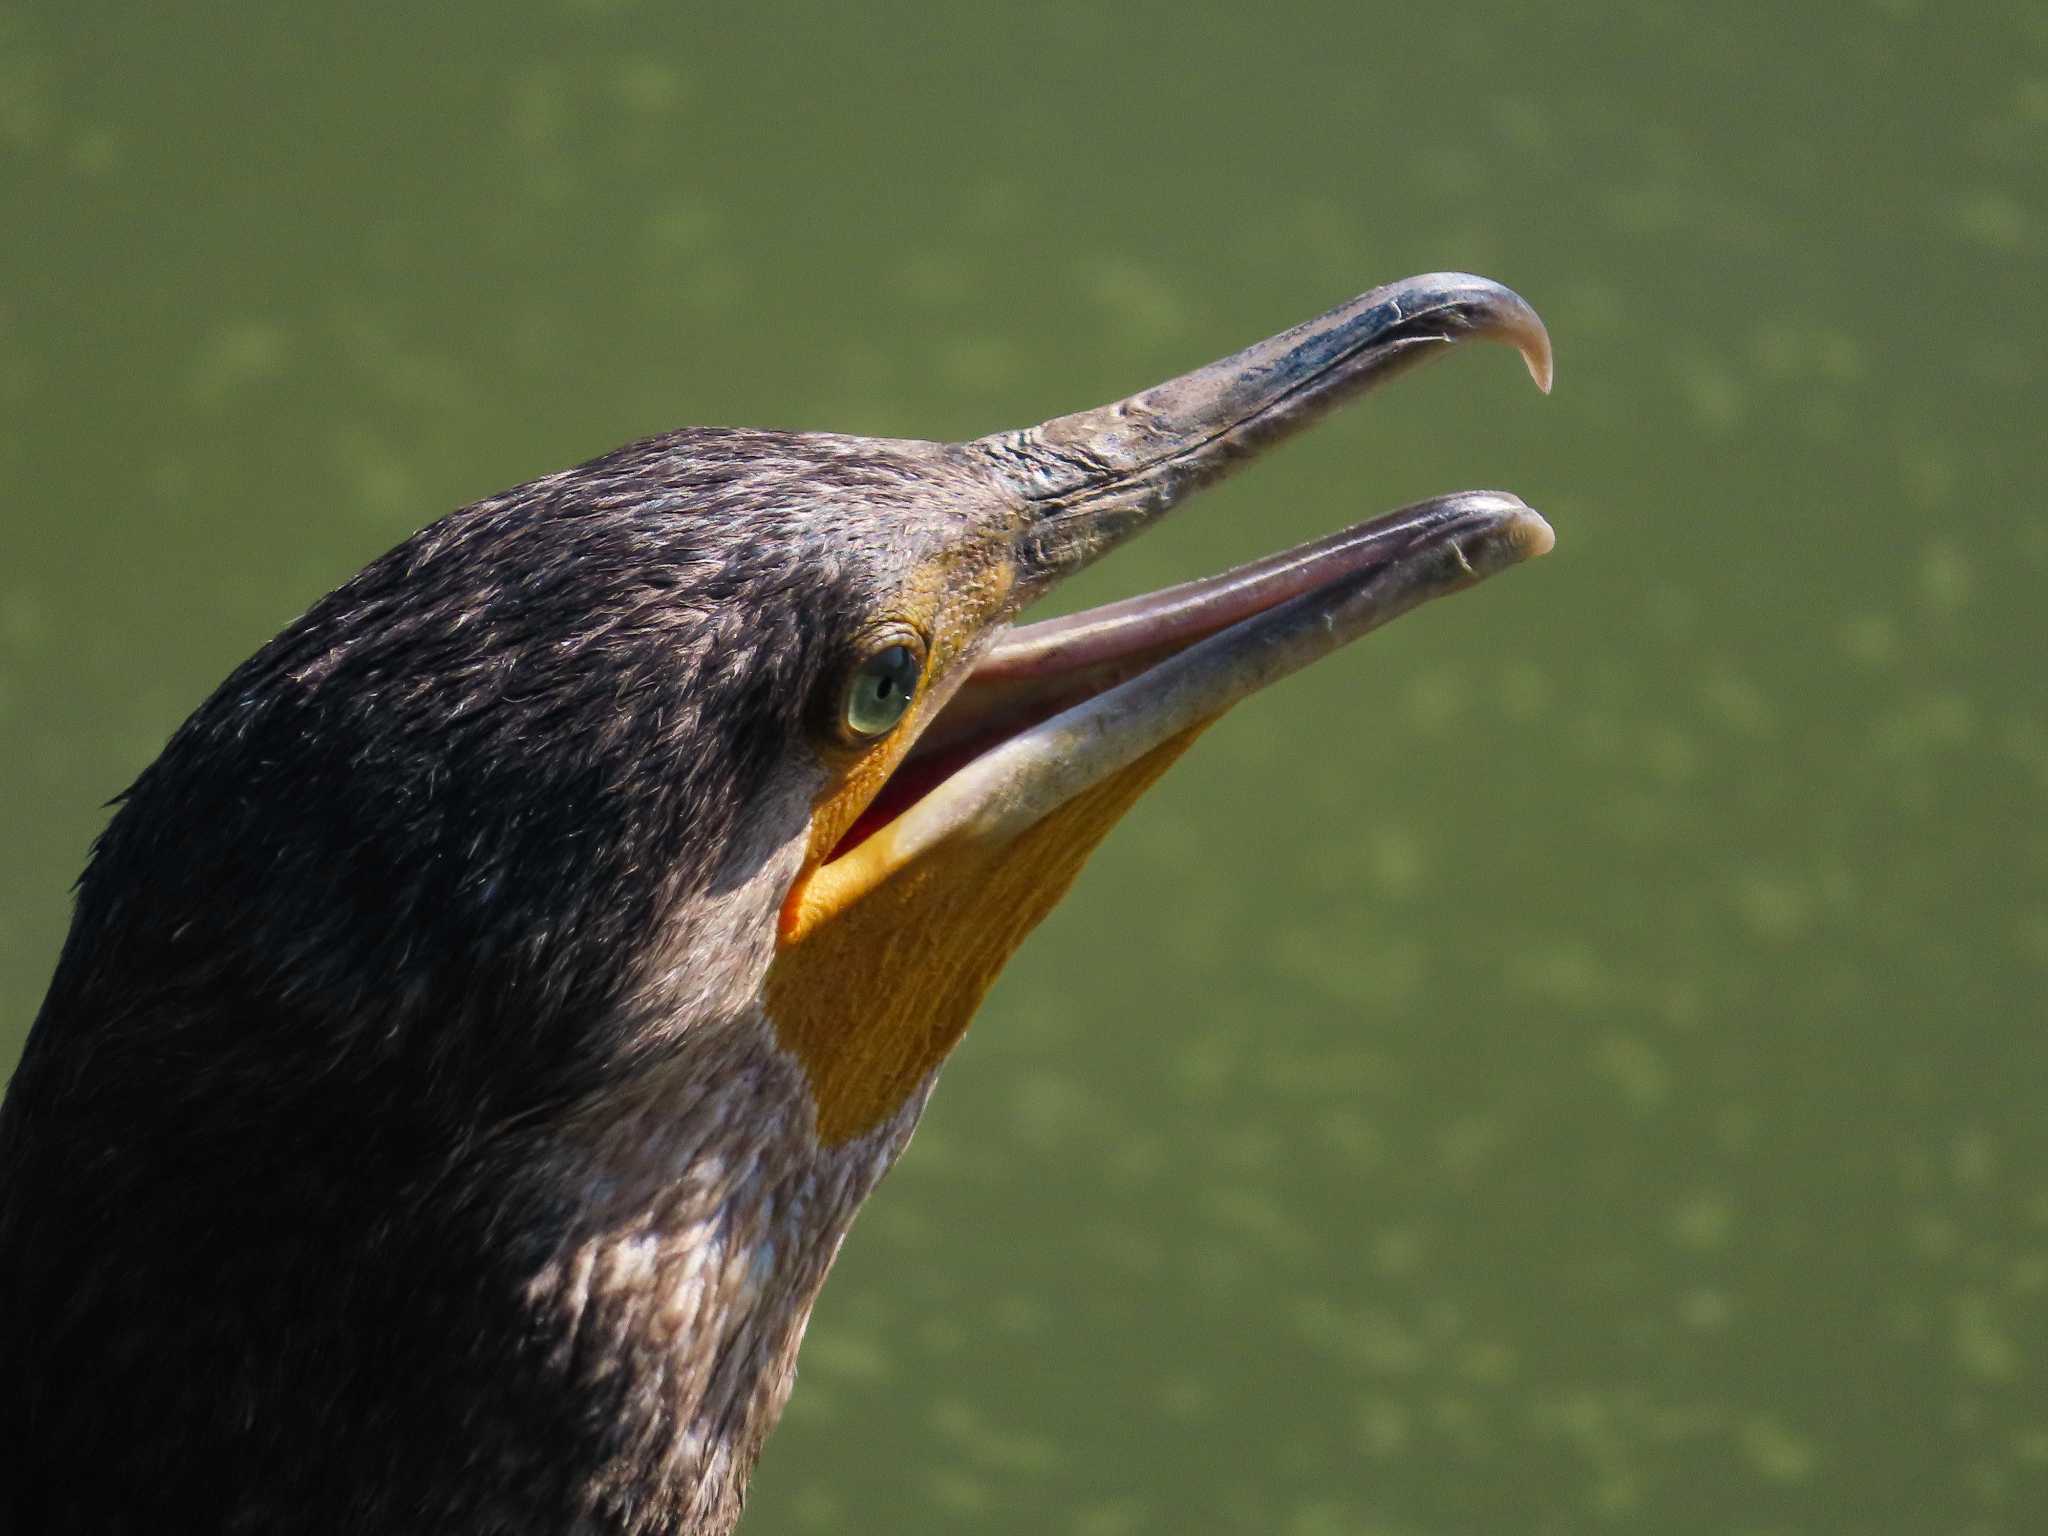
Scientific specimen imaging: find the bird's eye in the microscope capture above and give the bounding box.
[841,643,923,739]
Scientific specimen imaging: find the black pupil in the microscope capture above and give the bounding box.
[873,647,912,697]
[849,645,918,733]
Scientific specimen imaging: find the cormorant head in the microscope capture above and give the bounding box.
[762,275,1556,1144]
[42,274,1553,1169]
[7,272,1554,1531]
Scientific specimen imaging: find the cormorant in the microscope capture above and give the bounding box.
[0,273,1554,1533]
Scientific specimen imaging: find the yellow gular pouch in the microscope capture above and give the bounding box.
[767,725,1206,1146]
[761,536,1044,1146]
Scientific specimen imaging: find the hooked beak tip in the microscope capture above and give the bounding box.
[1523,313,1548,393]
[1487,294,1554,395]
[1525,331,1556,396]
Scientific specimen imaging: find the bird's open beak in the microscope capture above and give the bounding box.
[786,274,1553,932]
[770,274,1553,1143]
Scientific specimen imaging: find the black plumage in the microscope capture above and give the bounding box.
[2,428,997,1532]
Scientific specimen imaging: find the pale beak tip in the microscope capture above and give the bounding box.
[1510,507,1557,559]
[1459,274,1552,394]
[1518,321,1555,396]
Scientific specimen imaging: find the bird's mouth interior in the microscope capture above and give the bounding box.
[824,644,1156,863]
[823,496,1517,863]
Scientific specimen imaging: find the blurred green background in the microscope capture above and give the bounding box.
[3,2,2043,1532]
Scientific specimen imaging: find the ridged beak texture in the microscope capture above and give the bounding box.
[768,274,1556,1144]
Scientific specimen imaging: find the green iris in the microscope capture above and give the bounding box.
[842,643,922,738]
